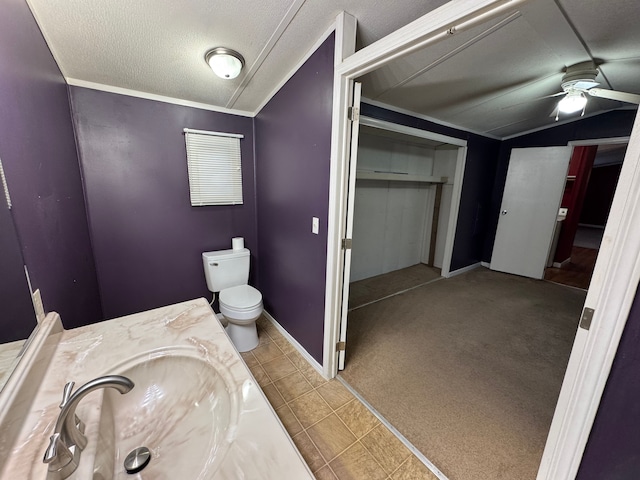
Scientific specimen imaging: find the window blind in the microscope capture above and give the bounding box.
[184,128,244,206]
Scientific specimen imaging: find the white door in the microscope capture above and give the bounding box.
[491,146,572,279]
[337,82,362,371]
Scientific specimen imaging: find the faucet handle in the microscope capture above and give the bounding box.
[59,382,85,434]
[43,432,80,477]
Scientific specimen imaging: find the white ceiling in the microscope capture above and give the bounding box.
[26,0,640,138]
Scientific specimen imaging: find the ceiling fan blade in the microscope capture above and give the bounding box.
[588,88,640,104]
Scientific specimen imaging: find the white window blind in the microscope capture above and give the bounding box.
[184,128,244,206]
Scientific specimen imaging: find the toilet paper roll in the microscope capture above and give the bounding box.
[232,237,244,251]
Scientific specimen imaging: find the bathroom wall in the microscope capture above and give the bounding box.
[70,88,256,319]
[254,33,335,364]
[0,0,102,330]
[484,109,636,262]
[360,103,501,272]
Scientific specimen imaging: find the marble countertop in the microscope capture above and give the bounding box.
[0,298,314,479]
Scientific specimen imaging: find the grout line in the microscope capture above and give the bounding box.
[348,276,445,312]
[336,376,450,480]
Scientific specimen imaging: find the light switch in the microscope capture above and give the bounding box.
[312,217,319,234]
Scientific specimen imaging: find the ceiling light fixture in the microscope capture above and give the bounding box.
[205,47,245,80]
[558,90,587,114]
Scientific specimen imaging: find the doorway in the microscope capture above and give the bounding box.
[324,3,640,479]
[544,141,628,290]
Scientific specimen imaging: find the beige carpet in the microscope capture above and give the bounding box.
[340,267,586,480]
[349,264,441,309]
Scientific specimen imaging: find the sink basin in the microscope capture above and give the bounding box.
[91,347,238,479]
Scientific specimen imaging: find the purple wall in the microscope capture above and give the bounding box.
[577,285,640,479]
[483,110,636,261]
[360,103,501,271]
[0,202,34,343]
[69,87,256,319]
[254,34,335,363]
[0,0,102,330]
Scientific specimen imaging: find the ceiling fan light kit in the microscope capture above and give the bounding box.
[205,47,245,79]
[558,90,587,114]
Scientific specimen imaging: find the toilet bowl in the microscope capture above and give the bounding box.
[219,285,263,352]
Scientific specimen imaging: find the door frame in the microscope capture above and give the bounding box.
[322,1,640,479]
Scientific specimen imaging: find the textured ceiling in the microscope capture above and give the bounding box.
[26,0,640,138]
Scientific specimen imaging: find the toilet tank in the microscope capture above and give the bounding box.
[202,248,250,292]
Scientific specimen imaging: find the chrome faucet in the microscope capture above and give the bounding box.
[43,375,134,479]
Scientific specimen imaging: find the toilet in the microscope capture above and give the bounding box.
[202,247,263,352]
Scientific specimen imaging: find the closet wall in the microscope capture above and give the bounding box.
[350,130,457,282]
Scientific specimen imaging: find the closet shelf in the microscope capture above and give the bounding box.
[356,170,447,184]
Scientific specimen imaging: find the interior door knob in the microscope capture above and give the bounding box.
[501,210,508,215]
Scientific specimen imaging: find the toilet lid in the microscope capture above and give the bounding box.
[220,285,262,309]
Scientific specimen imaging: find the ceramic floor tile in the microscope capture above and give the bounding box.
[252,341,284,364]
[261,355,297,382]
[248,363,271,387]
[274,371,313,402]
[361,424,411,475]
[314,464,339,480]
[261,383,285,409]
[306,414,357,462]
[240,351,258,368]
[270,334,297,354]
[329,442,387,480]
[389,455,438,480]
[316,380,354,410]
[336,399,380,438]
[289,390,333,428]
[292,431,326,472]
[275,404,303,437]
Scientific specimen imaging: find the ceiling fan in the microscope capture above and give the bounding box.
[550,61,640,119]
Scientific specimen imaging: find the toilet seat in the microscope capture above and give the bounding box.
[219,285,262,311]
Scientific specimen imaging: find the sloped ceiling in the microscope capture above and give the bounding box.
[26,0,640,138]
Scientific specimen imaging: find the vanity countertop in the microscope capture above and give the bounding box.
[0,298,314,479]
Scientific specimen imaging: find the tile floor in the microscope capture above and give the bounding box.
[241,316,438,480]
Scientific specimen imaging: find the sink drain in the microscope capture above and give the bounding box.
[124,446,151,474]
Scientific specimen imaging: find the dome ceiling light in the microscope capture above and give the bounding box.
[205,47,245,80]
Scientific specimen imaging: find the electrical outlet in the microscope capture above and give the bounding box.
[32,288,45,322]
[312,217,319,234]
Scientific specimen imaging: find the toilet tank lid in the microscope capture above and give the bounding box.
[202,248,249,261]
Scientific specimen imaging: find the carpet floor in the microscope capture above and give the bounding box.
[340,267,586,480]
[349,264,441,309]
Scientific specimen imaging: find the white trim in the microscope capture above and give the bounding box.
[552,258,571,269]
[568,136,630,147]
[481,261,491,268]
[440,146,467,277]
[337,375,450,480]
[66,78,254,117]
[323,13,357,379]
[182,128,244,138]
[360,116,467,146]
[446,261,482,278]
[362,97,501,140]
[226,0,307,109]
[262,310,326,378]
[253,22,339,115]
[500,109,631,141]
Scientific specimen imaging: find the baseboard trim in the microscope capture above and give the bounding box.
[481,261,491,268]
[263,310,326,379]
[553,257,571,268]
[337,376,450,480]
[447,262,482,277]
